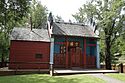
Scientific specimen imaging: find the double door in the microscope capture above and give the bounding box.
[69,47,82,67]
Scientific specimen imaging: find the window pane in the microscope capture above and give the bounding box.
[35,54,43,58]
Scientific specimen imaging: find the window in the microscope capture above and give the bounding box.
[35,54,43,59]
[75,42,79,47]
[60,45,66,53]
[70,42,74,46]
[69,41,80,47]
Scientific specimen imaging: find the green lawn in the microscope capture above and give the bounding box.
[0,74,106,83]
[106,73,125,82]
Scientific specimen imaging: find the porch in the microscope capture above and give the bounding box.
[0,67,119,76]
[54,69,119,75]
[53,36,99,69]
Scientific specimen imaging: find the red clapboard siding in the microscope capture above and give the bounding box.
[9,40,50,69]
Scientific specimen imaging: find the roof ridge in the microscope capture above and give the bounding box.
[55,22,87,26]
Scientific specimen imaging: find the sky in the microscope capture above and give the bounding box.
[39,0,88,22]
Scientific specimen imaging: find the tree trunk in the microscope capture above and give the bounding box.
[1,53,5,67]
[105,36,112,70]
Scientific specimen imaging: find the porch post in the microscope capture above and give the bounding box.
[83,38,86,68]
[96,41,100,69]
[65,36,69,68]
[50,38,54,76]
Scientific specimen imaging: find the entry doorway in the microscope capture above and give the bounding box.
[69,47,82,67]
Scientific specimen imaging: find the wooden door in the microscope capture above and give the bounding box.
[69,47,82,67]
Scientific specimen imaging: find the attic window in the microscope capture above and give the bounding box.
[35,54,43,59]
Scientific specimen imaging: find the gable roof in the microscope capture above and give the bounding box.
[53,22,99,38]
[10,28,50,42]
[11,22,98,42]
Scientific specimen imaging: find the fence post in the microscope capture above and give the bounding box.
[15,64,18,75]
[120,63,123,73]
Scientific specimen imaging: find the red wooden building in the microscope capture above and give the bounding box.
[9,22,100,69]
[9,28,50,69]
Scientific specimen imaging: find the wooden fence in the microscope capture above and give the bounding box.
[101,64,125,73]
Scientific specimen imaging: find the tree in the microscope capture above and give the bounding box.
[54,15,64,22]
[113,34,125,63]
[0,0,30,64]
[29,0,47,29]
[72,8,85,23]
[73,0,125,69]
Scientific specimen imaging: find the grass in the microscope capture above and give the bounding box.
[106,73,125,82]
[0,74,106,83]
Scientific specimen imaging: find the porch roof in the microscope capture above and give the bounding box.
[53,22,99,38]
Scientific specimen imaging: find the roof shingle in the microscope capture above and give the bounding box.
[10,28,50,42]
[53,22,99,38]
[11,22,98,42]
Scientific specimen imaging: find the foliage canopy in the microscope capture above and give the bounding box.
[73,0,125,69]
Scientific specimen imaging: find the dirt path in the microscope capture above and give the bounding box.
[89,74,125,83]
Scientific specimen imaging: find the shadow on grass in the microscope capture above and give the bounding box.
[0,74,106,83]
